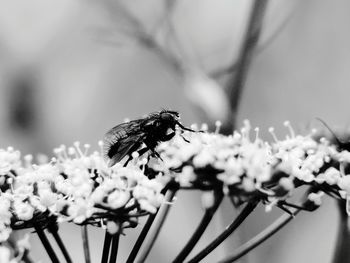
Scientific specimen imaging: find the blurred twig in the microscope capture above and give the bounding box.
[100,0,184,76]
[210,1,299,79]
[226,0,269,130]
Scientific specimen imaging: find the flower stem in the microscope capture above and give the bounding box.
[332,200,350,263]
[137,190,177,262]
[172,191,224,263]
[126,185,172,263]
[218,209,301,263]
[109,232,120,263]
[187,200,259,263]
[82,225,91,263]
[50,227,72,263]
[101,232,112,263]
[126,212,158,263]
[34,224,60,263]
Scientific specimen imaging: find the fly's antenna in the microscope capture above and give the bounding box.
[316,117,342,145]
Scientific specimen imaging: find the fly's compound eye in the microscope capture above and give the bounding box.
[161,113,177,123]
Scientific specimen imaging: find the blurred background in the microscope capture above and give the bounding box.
[0,0,348,262]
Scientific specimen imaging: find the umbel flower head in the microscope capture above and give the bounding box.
[1,119,350,259]
[150,120,349,212]
[0,142,167,242]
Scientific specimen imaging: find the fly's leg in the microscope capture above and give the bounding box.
[176,121,204,133]
[180,134,190,143]
[150,149,163,161]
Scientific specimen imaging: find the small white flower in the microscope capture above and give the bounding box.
[316,167,341,185]
[13,201,34,221]
[308,192,324,206]
[107,190,130,209]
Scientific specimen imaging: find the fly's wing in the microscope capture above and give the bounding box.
[103,120,145,167]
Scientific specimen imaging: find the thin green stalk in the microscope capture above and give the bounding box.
[82,225,91,263]
[137,190,177,262]
[126,186,171,263]
[187,200,259,263]
[101,232,112,263]
[34,224,60,263]
[50,229,72,263]
[332,200,350,263]
[218,209,300,263]
[172,191,224,263]
[126,212,158,263]
[109,232,120,263]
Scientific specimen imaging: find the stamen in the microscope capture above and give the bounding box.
[68,147,76,157]
[60,145,69,159]
[101,219,106,229]
[254,127,260,143]
[215,121,222,134]
[268,127,279,142]
[283,121,295,138]
[241,120,251,138]
[73,141,84,157]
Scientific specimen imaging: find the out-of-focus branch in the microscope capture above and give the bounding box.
[210,1,298,79]
[102,0,184,76]
[226,0,269,130]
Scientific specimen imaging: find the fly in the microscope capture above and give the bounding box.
[103,110,196,167]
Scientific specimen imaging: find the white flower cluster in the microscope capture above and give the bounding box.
[2,119,350,260]
[0,142,166,242]
[153,120,350,213]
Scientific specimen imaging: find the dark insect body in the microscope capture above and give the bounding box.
[317,118,350,151]
[103,110,196,167]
